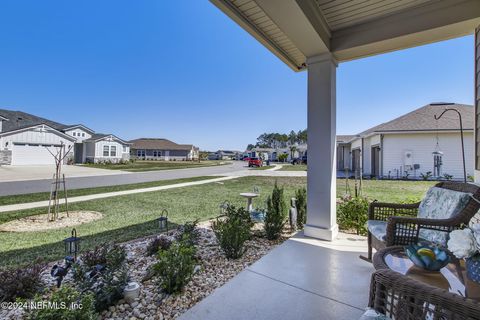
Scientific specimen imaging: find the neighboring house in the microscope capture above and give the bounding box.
[130,138,199,161]
[337,103,474,180]
[208,150,240,160]
[0,109,130,165]
[249,144,307,162]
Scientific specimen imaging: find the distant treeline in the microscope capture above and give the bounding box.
[247,130,307,150]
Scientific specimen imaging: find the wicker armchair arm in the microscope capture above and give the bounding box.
[385,215,454,246]
[369,201,420,221]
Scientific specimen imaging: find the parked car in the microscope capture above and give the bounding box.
[248,157,263,167]
[243,157,251,161]
[292,155,307,165]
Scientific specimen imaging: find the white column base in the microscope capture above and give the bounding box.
[304,223,339,241]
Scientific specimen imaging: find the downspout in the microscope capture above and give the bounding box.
[361,138,364,176]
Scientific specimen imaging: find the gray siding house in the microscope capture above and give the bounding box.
[130,138,199,161]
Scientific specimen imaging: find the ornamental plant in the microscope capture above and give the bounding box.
[153,242,196,294]
[447,225,480,259]
[212,206,252,259]
[0,261,46,302]
[295,187,307,229]
[337,195,369,235]
[146,235,173,256]
[264,182,287,240]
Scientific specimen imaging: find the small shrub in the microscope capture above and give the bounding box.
[443,173,453,181]
[468,174,475,182]
[295,187,307,229]
[337,195,369,235]
[73,244,128,312]
[153,242,196,294]
[0,261,46,302]
[277,154,288,162]
[81,245,109,267]
[420,171,432,181]
[264,182,287,240]
[146,235,173,256]
[212,206,252,259]
[176,220,200,246]
[26,286,96,320]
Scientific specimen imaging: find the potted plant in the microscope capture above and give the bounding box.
[447,224,480,283]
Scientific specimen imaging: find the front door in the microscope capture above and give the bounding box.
[74,143,83,164]
[371,146,380,177]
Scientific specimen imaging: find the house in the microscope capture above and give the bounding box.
[208,150,240,160]
[337,103,474,180]
[249,144,307,162]
[0,109,130,165]
[130,138,199,161]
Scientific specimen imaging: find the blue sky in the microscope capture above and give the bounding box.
[0,1,474,151]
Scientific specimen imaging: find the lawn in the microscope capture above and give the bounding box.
[278,164,307,171]
[0,177,434,268]
[82,160,230,172]
[0,176,217,206]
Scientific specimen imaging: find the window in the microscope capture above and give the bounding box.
[72,132,76,137]
[153,151,157,157]
[123,146,127,153]
[137,150,145,157]
[110,146,117,157]
[82,133,85,137]
[103,146,109,157]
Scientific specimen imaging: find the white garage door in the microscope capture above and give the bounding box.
[11,144,57,165]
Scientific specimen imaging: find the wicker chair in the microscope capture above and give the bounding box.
[362,181,480,261]
[367,269,480,319]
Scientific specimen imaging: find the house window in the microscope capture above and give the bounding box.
[110,146,117,157]
[72,132,76,136]
[103,146,109,157]
[137,150,145,158]
[123,146,127,153]
[153,151,157,157]
[82,133,85,137]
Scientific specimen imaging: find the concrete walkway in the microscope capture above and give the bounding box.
[0,176,238,213]
[180,232,373,320]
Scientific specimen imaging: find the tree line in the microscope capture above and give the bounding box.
[247,130,307,150]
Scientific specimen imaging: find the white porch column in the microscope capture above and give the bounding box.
[304,53,338,241]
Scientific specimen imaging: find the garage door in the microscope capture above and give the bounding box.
[11,144,57,165]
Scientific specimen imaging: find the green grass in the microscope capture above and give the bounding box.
[278,164,307,171]
[82,160,230,172]
[0,177,434,268]
[0,176,218,206]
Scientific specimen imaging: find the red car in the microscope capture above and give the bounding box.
[248,157,263,167]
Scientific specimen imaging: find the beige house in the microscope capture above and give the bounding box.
[130,138,199,161]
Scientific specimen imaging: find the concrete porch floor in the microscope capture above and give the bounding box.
[180,232,373,320]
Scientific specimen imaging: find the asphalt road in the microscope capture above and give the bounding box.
[0,161,247,196]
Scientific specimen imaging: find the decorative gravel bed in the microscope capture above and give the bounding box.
[1,222,290,320]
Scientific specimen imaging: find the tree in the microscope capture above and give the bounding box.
[246,144,255,151]
[288,130,297,145]
[289,145,297,159]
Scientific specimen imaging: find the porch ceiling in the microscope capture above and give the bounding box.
[210,0,480,70]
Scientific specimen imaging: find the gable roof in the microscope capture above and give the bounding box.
[130,138,195,151]
[0,109,69,133]
[62,124,95,134]
[85,133,130,145]
[337,135,356,143]
[358,103,474,137]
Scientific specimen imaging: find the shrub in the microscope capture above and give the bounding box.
[146,235,173,256]
[212,206,252,259]
[0,261,45,302]
[337,195,369,235]
[73,244,128,312]
[277,154,288,162]
[443,173,453,181]
[420,171,432,181]
[264,182,287,240]
[176,220,200,246]
[153,242,196,294]
[26,285,96,320]
[81,245,109,267]
[295,187,307,229]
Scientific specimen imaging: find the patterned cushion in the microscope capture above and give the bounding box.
[359,308,391,320]
[418,187,472,245]
[367,220,387,241]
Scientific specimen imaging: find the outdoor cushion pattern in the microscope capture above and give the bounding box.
[417,187,472,245]
[367,220,387,241]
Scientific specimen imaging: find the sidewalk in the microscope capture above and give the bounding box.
[0,176,238,213]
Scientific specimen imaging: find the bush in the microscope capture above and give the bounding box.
[212,206,252,259]
[277,154,288,162]
[146,235,173,256]
[337,195,369,235]
[0,261,46,302]
[443,173,453,181]
[26,285,96,320]
[73,244,128,312]
[295,187,307,229]
[176,220,200,246]
[420,171,432,181]
[153,242,196,294]
[264,182,287,240]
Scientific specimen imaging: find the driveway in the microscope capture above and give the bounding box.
[0,161,247,196]
[0,165,129,182]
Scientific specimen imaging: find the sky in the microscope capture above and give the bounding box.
[0,1,474,151]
